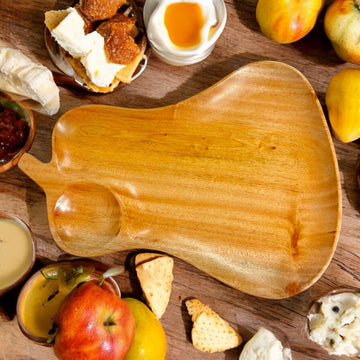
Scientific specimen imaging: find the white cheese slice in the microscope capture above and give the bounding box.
[51,7,91,58]
[80,32,125,88]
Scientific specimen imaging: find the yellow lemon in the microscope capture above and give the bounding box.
[124,298,167,360]
[326,68,360,143]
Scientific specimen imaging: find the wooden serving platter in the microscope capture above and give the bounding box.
[18,61,341,300]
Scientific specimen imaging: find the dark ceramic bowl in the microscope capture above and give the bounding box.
[0,92,35,173]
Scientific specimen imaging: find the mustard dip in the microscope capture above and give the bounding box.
[0,217,34,292]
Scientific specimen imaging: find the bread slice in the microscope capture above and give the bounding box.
[44,3,147,93]
[185,298,242,353]
[135,253,174,319]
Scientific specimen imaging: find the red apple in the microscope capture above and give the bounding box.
[52,280,135,360]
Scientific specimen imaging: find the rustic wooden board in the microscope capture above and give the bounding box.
[18,61,341,300]
[1,1,360,360]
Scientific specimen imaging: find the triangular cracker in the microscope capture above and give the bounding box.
[136,255,174,319]
[186,298,212,321]
[135,252,163,266]
[185,298,242,353]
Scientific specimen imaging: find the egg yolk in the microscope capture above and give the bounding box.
[164,2,204,48]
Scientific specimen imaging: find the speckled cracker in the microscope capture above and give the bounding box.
[135,252,163,266]
[135,254,174,319]
[185,298,242,353]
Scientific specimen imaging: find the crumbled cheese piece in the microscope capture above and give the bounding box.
[51,7,90,58]
[308,292,360,356]
[80,32,124,88]
[239,327,292,360]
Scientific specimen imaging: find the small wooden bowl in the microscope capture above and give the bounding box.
[0,213,36,296]
[16,260,121,345]
[0,92,35,173]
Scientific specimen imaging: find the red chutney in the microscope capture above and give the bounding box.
[0,106,29,165]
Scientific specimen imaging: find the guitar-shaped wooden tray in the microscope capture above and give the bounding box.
[18,61,342,299]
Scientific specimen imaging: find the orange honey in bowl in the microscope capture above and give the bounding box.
[144,0,225,65]
[164,2,204,48]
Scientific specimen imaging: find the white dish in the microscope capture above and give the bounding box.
[143,0,227,65]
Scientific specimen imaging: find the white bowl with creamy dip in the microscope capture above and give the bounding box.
[0,213,36,296]
[307,288,360,357]
[143,0,227,65]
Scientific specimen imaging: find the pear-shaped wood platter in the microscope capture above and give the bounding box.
[18,61,341,299]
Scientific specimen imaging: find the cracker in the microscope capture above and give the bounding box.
[186,298,211,322]
[134,252,163,266]
[185,299,242,353]
[136,255,174,319]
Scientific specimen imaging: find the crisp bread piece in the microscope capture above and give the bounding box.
[136,255,174,319]
[135,252,163,266]
[44,9,69,31]
[185,298,242,353]
[186,298,212,321]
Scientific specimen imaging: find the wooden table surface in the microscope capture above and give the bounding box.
[1,0,360,359]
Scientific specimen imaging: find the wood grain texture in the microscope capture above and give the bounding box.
[18,61,341,300]
[1,0,360,359]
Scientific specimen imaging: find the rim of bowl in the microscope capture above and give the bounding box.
[16,259,121,345]
[0,92,36,173]
[307,287,360,319]
[0,212,36,296]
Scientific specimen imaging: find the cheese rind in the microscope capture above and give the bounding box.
[0,47,60,115]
